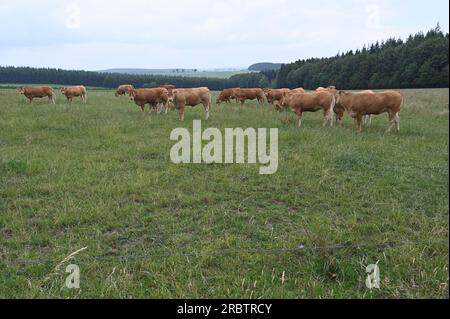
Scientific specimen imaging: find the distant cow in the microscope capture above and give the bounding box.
[129,88,169,113]
[216,88,241,105]
[61,86,87,104]
[281,91,336,127]
[235,88,265,105]
[18,86,55,104]
[172,87,212,121]
[337,90,403,132]
[292,87,305,94]
[115,84,134,97]
[264,89,291,106]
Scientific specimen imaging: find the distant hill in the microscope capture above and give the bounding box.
[100,68,198,75]
[248,63,283,71]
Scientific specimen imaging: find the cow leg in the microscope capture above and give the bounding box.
[156,103,162,115]
[387,112,400,133]
[29,98,33,104]
[296,111,303,128]
[395,113,400,132]
[355,114,363,132]
[323,110,333,127]
[203,103,210,120]
[336,112,343,126]
[179,106,186,121]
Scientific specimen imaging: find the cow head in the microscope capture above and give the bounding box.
[17,87,25,94]
[60,87,67,94]
[128,89,137,100]
[280,91,292,107]
[338,91,351,106]
[170,89,179,101]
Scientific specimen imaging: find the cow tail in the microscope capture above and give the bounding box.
[330,93,336,113]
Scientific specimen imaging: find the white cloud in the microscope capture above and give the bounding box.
[0,0,448,69]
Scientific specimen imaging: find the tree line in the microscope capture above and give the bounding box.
[275,25,449,90]
[0,26,448,91]
[0,66,271,90]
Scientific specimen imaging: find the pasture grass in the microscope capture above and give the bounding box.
[0,88,448,298]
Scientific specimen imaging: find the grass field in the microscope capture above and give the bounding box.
[0,88,448,298]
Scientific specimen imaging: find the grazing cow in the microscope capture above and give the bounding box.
[129,88,169,113]
[115,84,134,97]
[18,86,55,104]
[337,90,403,132]
[235,88,265,105]
[216,88,235,105]
[229,88,241,103]
[281,91,336,127]
[172,87,212,121]
[264,89,291,105]
[61,86,87,104]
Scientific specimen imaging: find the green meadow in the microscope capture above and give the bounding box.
[0,88,448,298]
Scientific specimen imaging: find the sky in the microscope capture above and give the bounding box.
[0,0,448,71]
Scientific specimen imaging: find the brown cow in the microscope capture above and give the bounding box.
[159,84,176,92]
[317,87,344,124]
[292,87,305,94]
[216,88,236,105]
[172,87,212,121]
[18,86,55,104]
[337,90,403,132]
[129,88,169,113]
[316,87,375,126]
[61,86,87,104]
[235,88,265,105]
[115,84,134,97]
[281,91,336,127]
[229,88,241,103]
[264,89,291,105]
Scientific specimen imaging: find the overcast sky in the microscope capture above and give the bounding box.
[0,0,448,71]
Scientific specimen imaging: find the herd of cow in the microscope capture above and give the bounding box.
[17,83,404,132]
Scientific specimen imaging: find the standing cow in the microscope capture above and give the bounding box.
[18,86,55,104]
[281,91,336,127]
[235,88,265,105]
[171,87,212,121]
[337,90,403,133]
[61,86,87,104]
[317,87,375,126]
